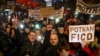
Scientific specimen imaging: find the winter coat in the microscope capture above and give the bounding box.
[19,40,42,56]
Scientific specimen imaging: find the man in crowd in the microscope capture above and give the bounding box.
[19,31,42,56]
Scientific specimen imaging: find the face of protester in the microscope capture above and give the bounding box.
[25,28,30,33]
[41,27,46,33]
[35,30,41,35]
[28,32,37,43]
[50,34,59,46]
[95,26,100,31]
[59,49,69,56]
[51,29,57,34]
[2,23,6,28]
[58,27,64,34]
[6,27,11,34]
[43,21,47,25]
[88,21,94,24]
[50,21,54,25]
[46,25,53,31]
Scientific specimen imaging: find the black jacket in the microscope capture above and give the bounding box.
[19,40,42,56]
[0,35,16,56]
[43,30,51,52]
[43,45,58,56]
[21,32,28,42]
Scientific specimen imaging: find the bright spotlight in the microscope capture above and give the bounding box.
[8,16,11,19]
[36,35,42,41]
[35,24,40,29]
[50,16,54,19]
[74,12,78,15]
[20,24,24,29]
[90,15,94,18]
[55,18,60,23]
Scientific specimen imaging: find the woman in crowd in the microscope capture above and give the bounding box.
[0,25,16,56]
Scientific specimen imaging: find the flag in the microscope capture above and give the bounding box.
[29,0,39,7]
[16,0,39,7]
[16,0,28,3]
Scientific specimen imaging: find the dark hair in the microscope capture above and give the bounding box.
[57,38,70,52]
[57,42,70,52]
[28,31,36,35]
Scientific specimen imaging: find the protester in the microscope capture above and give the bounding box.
[43,33,59,56]
[0,25,16,56]
[69,42,89,56]
[51,28,57,34]
[57,43,70,56]
[95,24,100,43]
[22,27,30,41]
[58,27,69,42]
[41,26,46,37]
[0,3,100,56]
[42,24,53,53]
[57,35,70,56]
[19,31,42,56]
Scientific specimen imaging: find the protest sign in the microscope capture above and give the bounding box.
[40,7,55,17]
[76,0,100,15]
[69,25,95,42]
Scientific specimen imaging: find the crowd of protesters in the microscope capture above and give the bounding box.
[0,13,100,56]
[0,4,100,56]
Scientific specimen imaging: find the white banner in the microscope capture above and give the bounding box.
[29,9,34,17]
[54,7,64,18]
[76,0,100,15]
[69,25,95,42]
[28,9,42,20]
[28,7,64,19]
